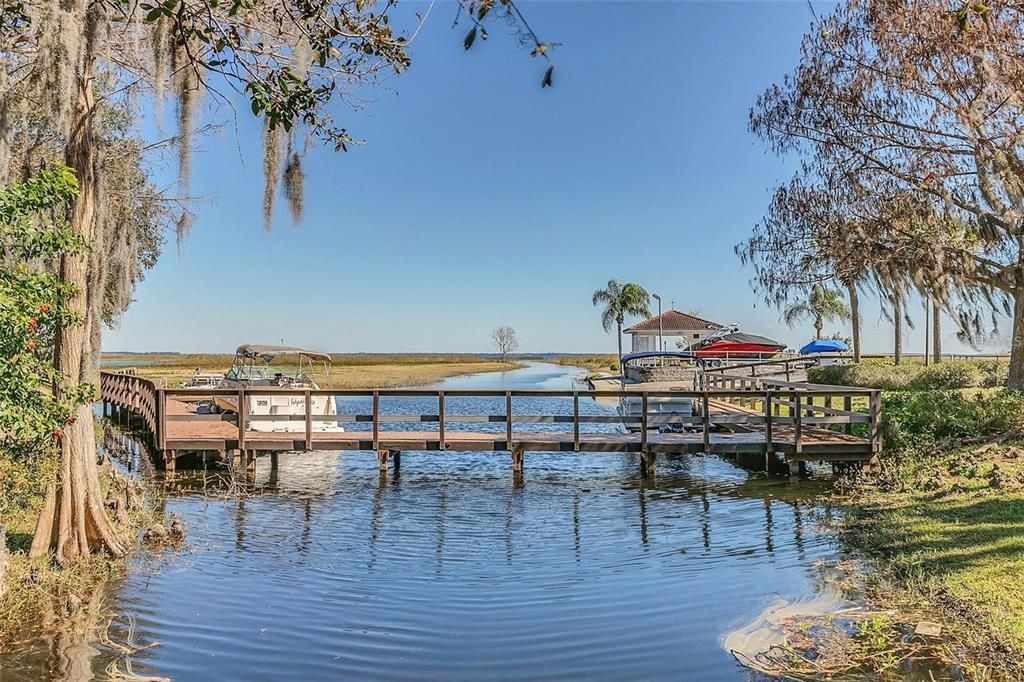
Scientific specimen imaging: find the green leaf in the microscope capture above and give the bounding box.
[464,26,477,50]
[145,6,164,21]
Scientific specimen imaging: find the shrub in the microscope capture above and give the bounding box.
[810,360,1007,390]
[809,363,917,389]
[908,362,981,389]
[977,360,1009,388]
[881,389,1024,451]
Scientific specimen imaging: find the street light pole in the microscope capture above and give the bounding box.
[653,293,663,353]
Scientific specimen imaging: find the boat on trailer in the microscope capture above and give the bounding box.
[213,345,343,433]
[684,327,786,362]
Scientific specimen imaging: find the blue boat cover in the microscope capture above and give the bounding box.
[800,339,848,354]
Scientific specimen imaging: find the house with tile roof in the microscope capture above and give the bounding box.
[623,310,726,352]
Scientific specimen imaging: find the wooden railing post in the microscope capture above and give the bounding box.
[237,389,247,451]
[870,390,881,452]
[372,390,380,451]
[702,391,710,452]
[438,391,446,448]
[763,388,773,453]
[640,392,648,452]
[157,388,167,451]
[505,391,513,446]
[793,392,802,455]
[573,391,580,452]
[844,395,853,435]
[304,389,313,451]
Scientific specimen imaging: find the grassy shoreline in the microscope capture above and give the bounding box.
[102,353,522,389]
[834,424,1024,678]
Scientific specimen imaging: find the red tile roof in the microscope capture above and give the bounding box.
[624,310,725,334]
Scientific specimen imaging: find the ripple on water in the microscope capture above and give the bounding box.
[80,450,839,682]
[2,365,845,681]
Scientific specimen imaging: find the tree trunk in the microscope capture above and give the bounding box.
[813,316,823,340]
[616,319,624,368]
[932,302,941,364]
[847,283,861,363]
[30,46,125,563]
[893,294,903,366]
[1008,287,1024,389]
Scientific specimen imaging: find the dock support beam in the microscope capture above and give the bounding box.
[377,449,400,472]
[640,450,656,478]
[246,450,256,477]
[511,445,524,475]
[787,459,807,479]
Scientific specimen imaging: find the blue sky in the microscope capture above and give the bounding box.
[104,1,1001,355]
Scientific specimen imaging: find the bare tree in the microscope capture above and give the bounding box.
[491,326,519,362]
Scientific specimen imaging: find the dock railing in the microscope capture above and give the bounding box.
[99,371,162,442]
[703,370,880,453]
[99,370,882,461]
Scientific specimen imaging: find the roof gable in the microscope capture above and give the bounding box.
[624,310,725,334]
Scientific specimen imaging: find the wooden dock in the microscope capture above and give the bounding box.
[99,370,881,478]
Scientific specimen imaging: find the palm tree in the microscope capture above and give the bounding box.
[592,279,651,364]
[783,284,850,340]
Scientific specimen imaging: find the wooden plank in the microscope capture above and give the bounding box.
[506,391,513,445]
[763,389,773,453]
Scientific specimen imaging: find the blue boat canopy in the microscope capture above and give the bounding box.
[800,339,848,354]
[620,351,699,365]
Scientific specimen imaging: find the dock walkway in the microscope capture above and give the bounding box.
[100,370,881,478]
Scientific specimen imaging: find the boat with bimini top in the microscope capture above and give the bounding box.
[212,344,343,433]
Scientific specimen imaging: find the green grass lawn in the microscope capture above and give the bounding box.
[847,443,1024,668]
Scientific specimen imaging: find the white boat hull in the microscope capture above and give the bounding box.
[213,393,344,433]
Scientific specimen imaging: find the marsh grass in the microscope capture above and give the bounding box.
[552,354,618,374]
[102,352,520,389]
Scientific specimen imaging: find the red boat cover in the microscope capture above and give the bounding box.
[687,332,785,357]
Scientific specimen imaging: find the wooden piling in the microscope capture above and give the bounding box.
[511,445,524,474]
[640,450,656,478]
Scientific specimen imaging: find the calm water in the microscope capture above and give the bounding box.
[5,363,849,681]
